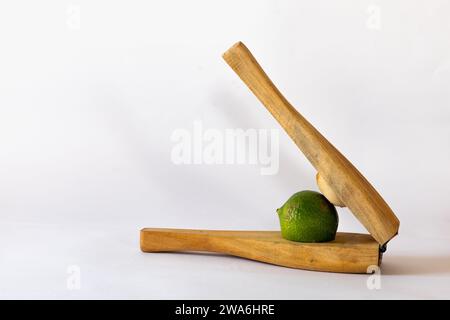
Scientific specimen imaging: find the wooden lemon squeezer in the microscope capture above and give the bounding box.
[140,42,400,274]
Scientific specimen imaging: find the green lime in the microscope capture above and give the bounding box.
[277,190,338,242]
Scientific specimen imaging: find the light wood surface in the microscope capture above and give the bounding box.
[141,228,380,274]
[222,42,399,245]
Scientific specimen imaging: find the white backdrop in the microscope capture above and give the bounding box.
[1,0,450,299]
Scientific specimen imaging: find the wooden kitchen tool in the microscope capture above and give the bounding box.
[140,42,400,273]
[141,229,380,273]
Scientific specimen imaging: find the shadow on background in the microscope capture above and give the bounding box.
[382,255,450,276]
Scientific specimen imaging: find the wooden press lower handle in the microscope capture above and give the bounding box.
[140,228,380,273]
[140,228,239,252]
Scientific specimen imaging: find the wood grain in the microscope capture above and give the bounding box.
[141,228,380,274]
[222,42,399,245]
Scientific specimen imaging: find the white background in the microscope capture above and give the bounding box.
[1,0,450,299]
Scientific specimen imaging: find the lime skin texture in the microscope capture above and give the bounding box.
[277,190,339,243]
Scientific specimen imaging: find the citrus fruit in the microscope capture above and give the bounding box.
[277,190,338,242]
